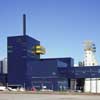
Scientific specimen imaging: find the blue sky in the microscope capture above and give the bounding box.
[0,0,100,65]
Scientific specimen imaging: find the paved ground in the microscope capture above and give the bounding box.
[0,94,100,100]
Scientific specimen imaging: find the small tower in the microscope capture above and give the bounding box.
[84,40,98,93]
[83,40,97,66]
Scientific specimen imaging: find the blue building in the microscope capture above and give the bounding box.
[7,35,40,89]
[1,14,100,92]
[27,58,73,90]
[7,35,74,90]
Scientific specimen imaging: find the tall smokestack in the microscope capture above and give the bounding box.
[23,14,26,35]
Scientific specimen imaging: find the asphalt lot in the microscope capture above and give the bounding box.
[0,93,100,100]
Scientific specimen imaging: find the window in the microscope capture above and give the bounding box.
[8,50,13,53]
[8,46,13,48]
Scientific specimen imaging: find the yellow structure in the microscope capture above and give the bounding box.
[32,45,46,54]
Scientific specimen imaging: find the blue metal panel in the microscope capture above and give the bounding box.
[41,58,74,67]
[57,60,68,68]
[26,59,69,90]
[26,58,74,78]
[57,58,74,67]
[58,66,100,78]
[27,59,58,77]
[7,35,40,88]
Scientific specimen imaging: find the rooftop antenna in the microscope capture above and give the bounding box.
[23,14,26,35]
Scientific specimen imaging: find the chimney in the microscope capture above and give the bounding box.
[23,14,26,35]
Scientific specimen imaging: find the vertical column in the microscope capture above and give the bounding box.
[23,14,26,35]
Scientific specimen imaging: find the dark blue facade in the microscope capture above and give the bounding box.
[7,35,40,89]
[26,59,69,90]
[7,35,100,91]
[58,66,100,78]
[56,58,74,67]
[7,35,73,90]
